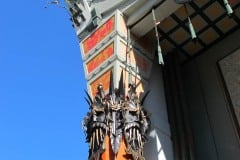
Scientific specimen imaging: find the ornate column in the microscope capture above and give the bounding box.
[78,10,152,159]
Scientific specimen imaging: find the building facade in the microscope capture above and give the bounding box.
[64,0,240,159]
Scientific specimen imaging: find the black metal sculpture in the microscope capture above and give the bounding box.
[82,72,151,160]
[82,83,107,160]
[122,84,151,160]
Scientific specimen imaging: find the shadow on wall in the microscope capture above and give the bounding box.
[144,130,166,160]
[142,60,174,160]
[144,128,174,160]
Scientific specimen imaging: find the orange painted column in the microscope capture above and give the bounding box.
[116,138,133,160]
[101,134,133,160]
[100,134,114,160]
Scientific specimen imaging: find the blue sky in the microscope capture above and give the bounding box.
[0,1,89,159]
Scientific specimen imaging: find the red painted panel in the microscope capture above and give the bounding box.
[90,69,111,96]
[86,43,114,74]
[82,16,115,55]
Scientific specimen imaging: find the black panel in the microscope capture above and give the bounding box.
[174,0,192,4]
[181,30,240,160]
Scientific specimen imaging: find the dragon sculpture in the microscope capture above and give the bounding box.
[82,72,151,160]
